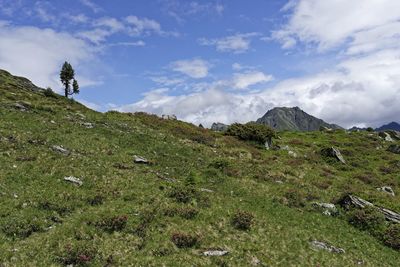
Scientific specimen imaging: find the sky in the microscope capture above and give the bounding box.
[0,0,400,128]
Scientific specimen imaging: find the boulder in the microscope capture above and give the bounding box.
[203,250,229,256]
[133,155,150,164]
[377,186,395,196]
[52,145,70,156]
[379,132,394,142]
[321,147,346,164]
[64,176,83,186]
[82,122,94,129]
[387,144,400,154]
[211,122,228,132]
[310,240,345,254]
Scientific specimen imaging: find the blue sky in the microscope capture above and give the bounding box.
[1,0,400,127]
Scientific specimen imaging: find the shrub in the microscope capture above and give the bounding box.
[86,195,104,206]
[57,242,96,266]
[95,215,128,233]
[171,232,199,248]
[383,224,400,250]
[168,186,197,204]
[347,207,386,237]
[284,189,306,208]
[43,87,58,98]
[1,212,48,238]
[231,210,254,230]
[225,122,275,145]
[366,127,374,132]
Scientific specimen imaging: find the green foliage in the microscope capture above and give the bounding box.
[383,224,400,250]
[347,207,386,237]
[284,189,306,208]
[171,232,199,248]
[60,61,79,98]
[1,211,49,238]
[94,215,128,233]
[366,127,374,132]
[225,122,275,145]
[56,241,97,266]
[43,87,58,98]
[231,210,254,230]
[168,186,198,204]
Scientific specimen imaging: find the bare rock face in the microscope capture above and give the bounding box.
[321,147,346,164]
[377,186,395,196]
[387,144,400,154]
[379,131,394,142]
[310,240,345,254]
[211,122,229,132]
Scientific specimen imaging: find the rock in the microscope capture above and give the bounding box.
[211,122,229,132]
[64,176,83,186]
[338,194,400,223]
[198,124,204,129]
[379,132,394,142]
[161,114,177,120]
[310,240,345,254]
[250,256,261,266]
[288,150,297,157]
[200,188,214,193]
[265,137,272,150]
[313,202,338,216]
[13,102,29,111]
[203,250,229,256]
[377,186,395,196]
[321,147,346,164]
[133,155,150,164]
[82,122,94,129]
[51,145,70,156]
[387,144,400,154]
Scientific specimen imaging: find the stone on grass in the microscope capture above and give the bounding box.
[51,145,70,156]
[133,155,150,164]
[310,240,345,254]
[313,202,338,216]
[387,144,400,154]
[321,147,346,164]
[377,186,395,196]
[200,188,214,193]
[288,150,297,158]
[82,122,94,129]
[161,114,177,120]
[13,102,29,111]
[203,250,229,256]
[64,176,83,186]
[379,132,394,142]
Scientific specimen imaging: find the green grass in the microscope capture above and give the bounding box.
[0,70,399,266]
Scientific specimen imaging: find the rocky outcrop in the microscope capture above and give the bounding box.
[310,240,345,253]
[256,106,342,131]
[211,122,228,132]
[387,144,400,154]
[321,147,346,164]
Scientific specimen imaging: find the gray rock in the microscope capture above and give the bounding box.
[64,176,83,186]
[200,188,214,193]
[265,137,272,150]
[377,186,395,196]
[13,102,28,111]
[310,240,345,254]
[52,145,70,156]
[161,114,177,120]
[211,122,229,132]
[203,250,229,256]
[313,202,338,216]
[134,155,150,164]
[82,122,94,129]
[321,147,346,164]
[379,132,394,142]
[387,144,400,154]
[288,150,297,158]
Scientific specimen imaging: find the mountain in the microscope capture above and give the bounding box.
[256,106,342,131]
[375,122,400,131]
[0,69,399,266]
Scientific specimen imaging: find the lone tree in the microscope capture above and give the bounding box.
[60,61,79,98]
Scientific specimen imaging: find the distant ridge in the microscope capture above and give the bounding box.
[375,122,400,131]
[256,106,342,131]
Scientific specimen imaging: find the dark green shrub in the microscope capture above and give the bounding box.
[95,215,128,233]
[347,207,386,237]
[168,186,197,204]
[43,87,58,98]
[57,242,96,266]
[284,189,306,208]
[366,127,374,132]
[86,195,104,206]
[171,232,199,248]
[383,224,400,250]
[231,210,254,230]
[225,122,275,145]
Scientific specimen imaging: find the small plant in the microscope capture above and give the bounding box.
[347,207,386,237]
[95,215,128,233]
[171,232,199,248]
[383,224,400,250]
[231,210,254,230]
[57,242,96,266]
[284,189,306,208]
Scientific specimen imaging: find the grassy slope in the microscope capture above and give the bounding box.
[0,71,399,266]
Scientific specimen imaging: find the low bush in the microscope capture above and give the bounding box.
[56,242,96,266]
[347,207,386,237]
[225,122,275,145]
[1,212,49,238]
[95,215,128,233]
[164,207,199,220]
[171,232,199,248]
[231,210,254,230]
[284,189,306,208]
[383,224,400,250]
[43,87,58,98]
[168,186,197,204]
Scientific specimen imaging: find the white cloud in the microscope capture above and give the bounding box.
[273,0,400,52]
[232,71,273,90]
[170,59,211,79]
[94,17,125,32]
[80,0,102,13]
[199,33,259,53]
[0,23,96,90]
[125,15,161,36]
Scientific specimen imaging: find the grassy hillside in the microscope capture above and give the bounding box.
[0,70,399,266]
